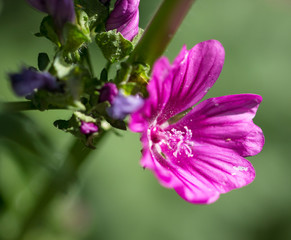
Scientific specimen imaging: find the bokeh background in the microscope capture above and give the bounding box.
[1,0,291,239]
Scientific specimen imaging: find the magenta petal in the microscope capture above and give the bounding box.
[148,142,255,204]
[130,57,172,132]
[106,0,140,41]
[159,40,225,122]
[172,94,264,157]
[131,40,225,127]
[173,145,255,204]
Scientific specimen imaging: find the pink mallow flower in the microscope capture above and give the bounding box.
[106,0,140,41]
[130,40,264,204]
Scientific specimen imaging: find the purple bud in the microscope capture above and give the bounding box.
[106,0,140,41]
[107,92,144,120]
[98,83,118,104]
[80,122,99,135]
[9,68,57,97]
[26,0,75,31]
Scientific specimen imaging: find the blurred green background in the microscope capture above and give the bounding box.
[1,0,291,239]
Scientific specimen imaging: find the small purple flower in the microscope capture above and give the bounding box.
[107,91,144,120]
[98,83,118,104]
[130,40,264,204]
[80,121,99,135]
[26,0,75,32]
[9,68,57,97]
[106,0,140,41]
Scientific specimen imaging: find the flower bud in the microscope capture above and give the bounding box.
[80,121,99,135]
[98,83,118,104]
[106,0,140,41]
[9,68,57,97]
[26,0,75,31]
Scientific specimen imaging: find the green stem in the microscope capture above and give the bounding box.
[82,47,94,76]
[16,131,109,240]
[0,101,65,112]
[128,0,195,67]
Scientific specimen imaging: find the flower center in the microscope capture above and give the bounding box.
[150,126,194,158]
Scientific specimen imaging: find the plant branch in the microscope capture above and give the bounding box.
[0,101,65,112]
[128,0,196,67]
[15,130,109,240]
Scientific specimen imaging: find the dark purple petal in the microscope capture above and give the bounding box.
[26,0,75,31]
[98,83,118,104]
[107,92,144,120]
[171,94,264,157]
[106,0,140,41]
[80,122,98,135]
[9,68,57,97]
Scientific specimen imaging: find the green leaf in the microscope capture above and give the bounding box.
[95,30,134,63]
[38,52,50,71]
[37,16,61,47]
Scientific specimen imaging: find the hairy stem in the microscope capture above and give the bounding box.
[16,131,109,240]
[0,101,64,112]
[128,0,195,67]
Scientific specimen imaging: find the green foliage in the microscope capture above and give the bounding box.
[36,16,61,47]
[132,28,144,46]
[37,53,50,71]
[54,112,99,148]
[75,0,109,31]
[95,30,134,63]
[63,23,90,53]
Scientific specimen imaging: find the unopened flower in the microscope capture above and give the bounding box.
[80,121,98,135]
[106,0,140,41]
[107,91,144,120]
[130,40,264,204]
[26,0,75,32]
[98,83,118,104]
[9,68,57,97]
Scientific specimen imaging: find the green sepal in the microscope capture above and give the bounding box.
[132,28,144,46]
[105,118,127,130]
[100,68,108,82]
[129,63,150,85]
[75,0,108,31]
[63,22,91,53]
[38,52,50,71]
[36,16,61,47]
[95,30,134,63]
[54,112,99,148]
[51,53,74,78]
[115,62,132,84]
